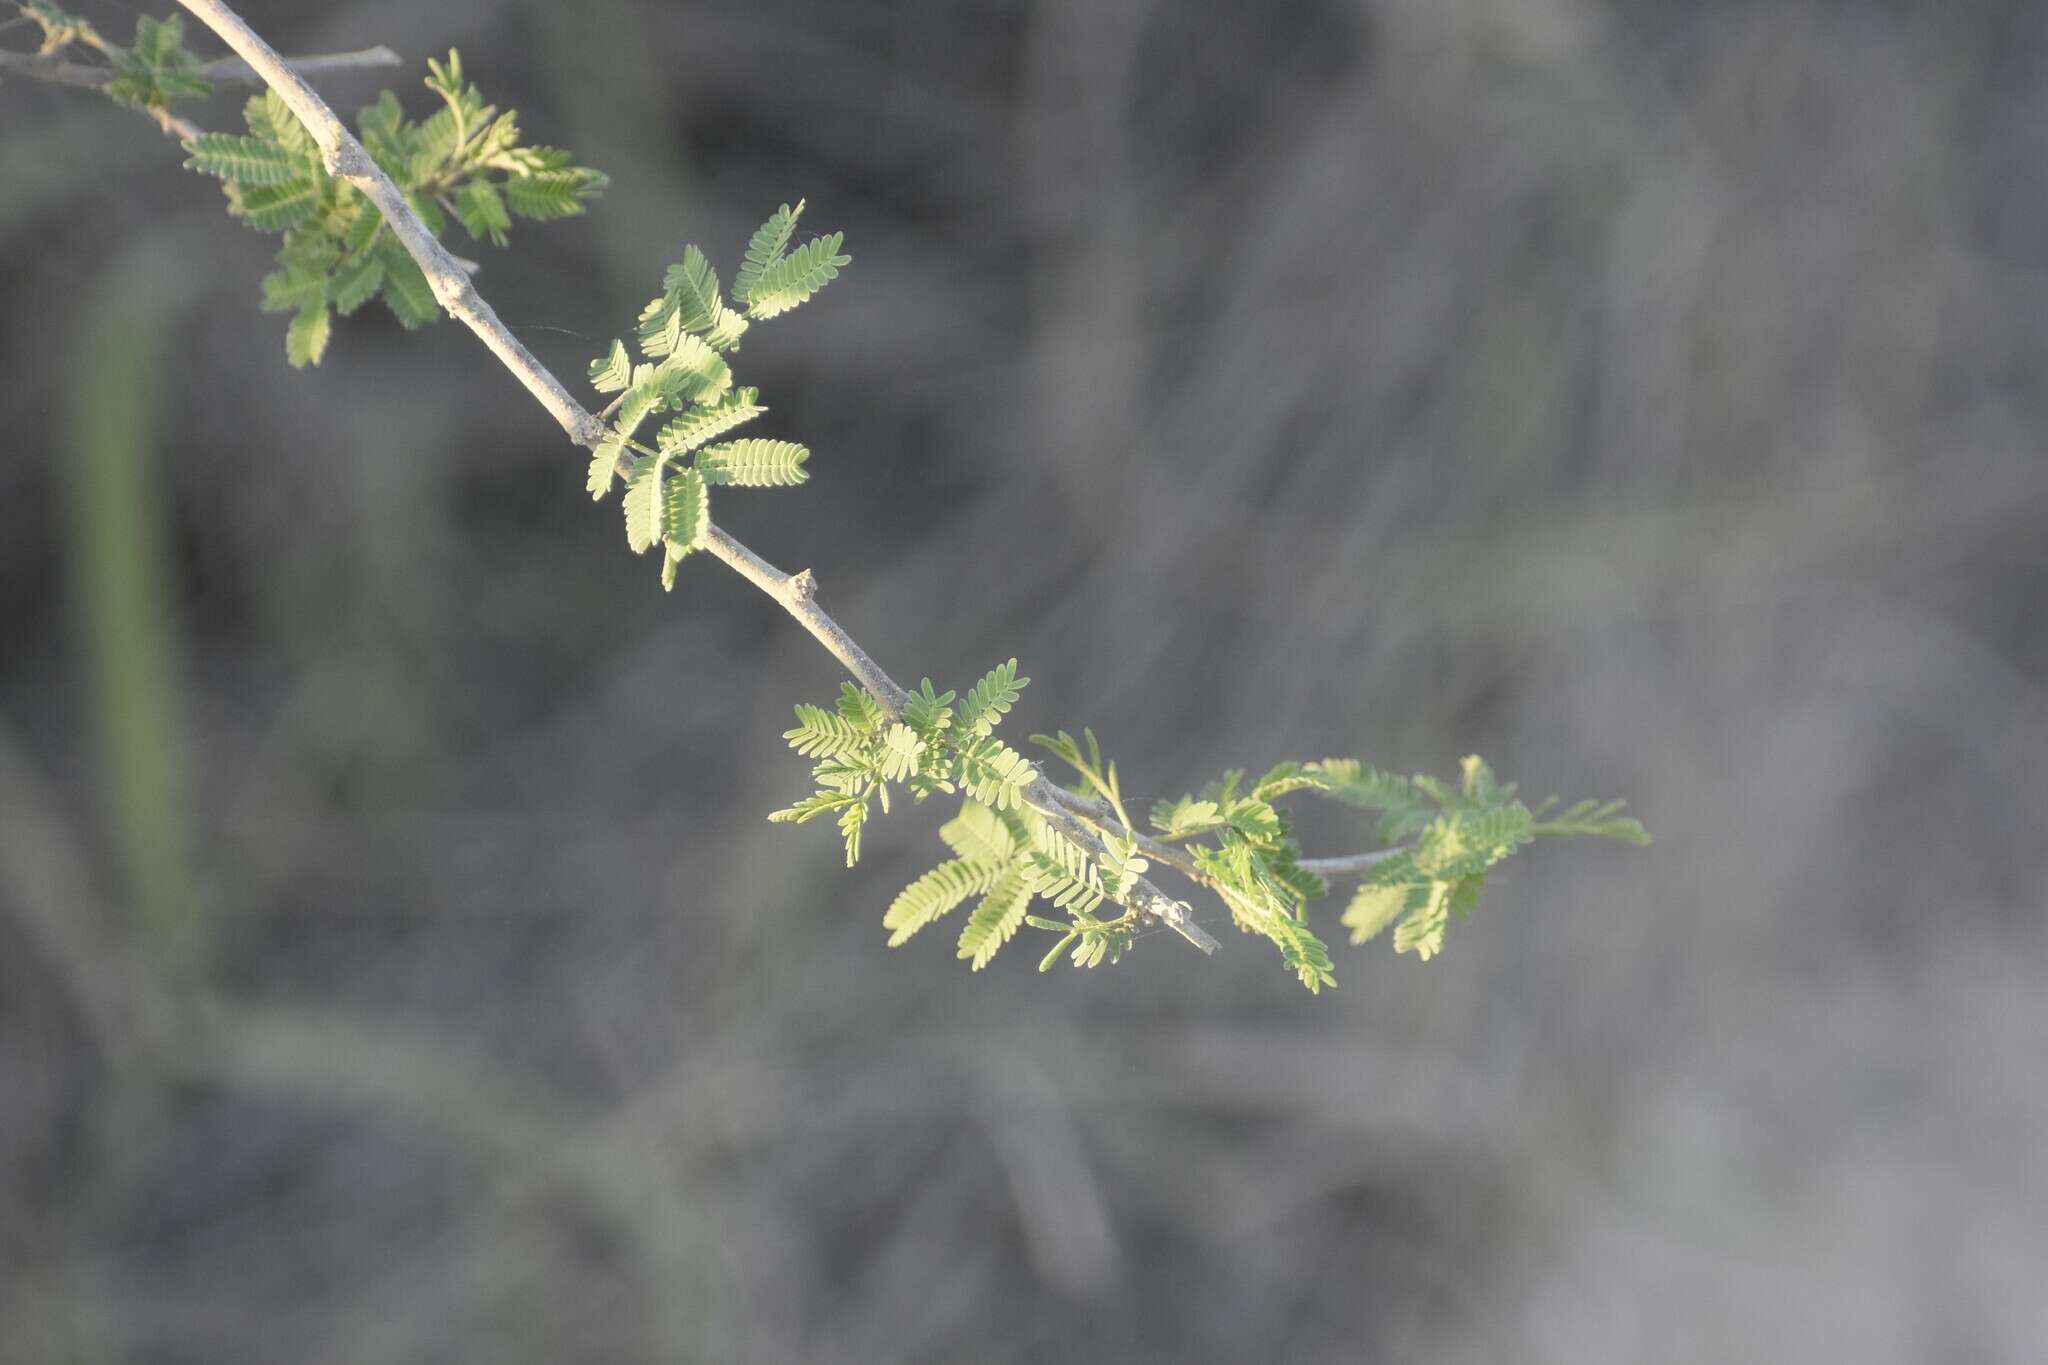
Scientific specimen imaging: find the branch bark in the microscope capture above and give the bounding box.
[160,0,1390,960]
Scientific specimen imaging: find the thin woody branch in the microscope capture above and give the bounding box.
[0,43,398,89]
[161,0,1407,961]
[0,39,398,141]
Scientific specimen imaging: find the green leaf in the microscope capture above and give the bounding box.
[183,133,303,187]
[1150,796,1225,839]
[655,387,764,455]
[1341,882,1418,945]
[657,334,734,404]
[745,231,850,320]
[783,704,871,759]
[588,340,632,394]
[327,251,386,316]
[285,303,331,369]
[1272,917,1337,992]
[1459,754,1501,803]
[1446,871,1487,920]
[504,168,607,220]
[901,679,957,736]
[767,791,861,824]
[878,724,927,782]
[838,792,870,866]
[454,179,511,247]
[104,14,210,109]
[343,197,384,254]
[392,191,442,239]
[661,467,707,556]
[130,14,199,75]
[1392,884,1450,960]
[636,291,683,359]
[954,737,1033,811]
[836,683,887,733]
[1251,762,1328,803]
[696,439,809,487]
[1411,806,1533,881]
[884,858,1001,946]
[1306,758,1434,843]
[734,200,803,306]
[957,869,1032,970]
[232,178,323,232]
[355,90,405,161]
[1023,828,1107,915]
[663,244,749,351]
[957,659,1028,738]
[621,454,664,554]
[374,236,439,329]
[1530,798,1651,845]
[616,364,684,434]
[939,799,1026,867]
[259,263,327,314]
[585,435,625,500]
[246,91,314,156]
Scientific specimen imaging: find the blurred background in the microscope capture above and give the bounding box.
[3,0,2046,1360]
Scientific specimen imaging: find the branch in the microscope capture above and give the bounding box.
[0,49,105,87]
[198,46,400,82]
[1295,849,1403,878]
[703,526,1220,955]
[1039,769,1403,887]
[171,1,601,446]
[0,43,399,90]
[166,0,1230,956]
[0,39,398,140]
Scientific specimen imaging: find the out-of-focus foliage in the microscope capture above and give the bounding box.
[20,3,211,109]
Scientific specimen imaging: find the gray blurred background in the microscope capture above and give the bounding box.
[3,0,2046,1360]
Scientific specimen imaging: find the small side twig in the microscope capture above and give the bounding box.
[0,41,399,141]
[0,43,398,90]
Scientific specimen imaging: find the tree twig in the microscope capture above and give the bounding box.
[161,0,1383,960]
[0,43,399,91]
[198,45,400,82]
[1295,849,1402,878]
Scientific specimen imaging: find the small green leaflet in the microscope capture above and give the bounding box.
[622,454,664,554]
[745,233,850,320]
[588,340,632,394]
[285,304,331,369]
[734,200,803,306]
[662,467,708,559]
[697,440,809,487]
[184,133,305,187]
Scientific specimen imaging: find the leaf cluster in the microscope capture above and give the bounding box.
[584,202,848,586]
[768,661,1154,975]
[1308,755,1648,962]
[20,5,210,110]
[178,50,605,365]
[769,661,1033,864]
[1146,762,1337,991]
[769,658,1648,989]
